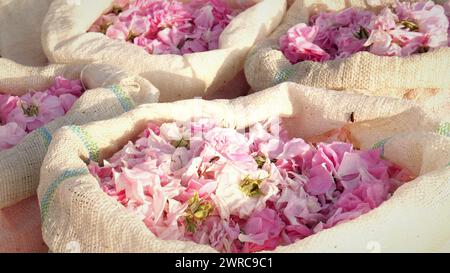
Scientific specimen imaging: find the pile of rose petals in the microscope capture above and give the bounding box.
[89,0,249,55]
[89,119,414,253]
[280,0,450,64]
[0,77,84,151]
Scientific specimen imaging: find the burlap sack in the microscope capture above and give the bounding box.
[245,0,450,99]
[0,0,53,66]
[0,58,160,209]
[41,0,286,102]
[38,82,450,252]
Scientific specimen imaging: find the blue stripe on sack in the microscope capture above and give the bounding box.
[36,127,52,148]
[109,85,135,112]
[40,168,89,223]
[437,122,450,137]
[372,138,390,158]
[68,125,100,162]
[274,67,295,85]
[437,123,450,166]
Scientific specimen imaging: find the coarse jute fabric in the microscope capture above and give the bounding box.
[0,58,160,209]
[0,0,53,66]
[38,82,450,253]
[41,0,286,102]
[244,0,450,100]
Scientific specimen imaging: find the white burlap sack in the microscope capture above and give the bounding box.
[38,82,450,252]
[41,0,286,102]
[245,0,450,99]
[0,58,160,209]
[0,0,53,66]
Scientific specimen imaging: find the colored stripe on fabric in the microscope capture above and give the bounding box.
[40,168,89,223]
[437,122,450,137]
[109,85,135,112]
[274,67,295,85]
[68,125,100,162]
[439,123,450,165]
[372,138,389,158]
[36,127,52,148]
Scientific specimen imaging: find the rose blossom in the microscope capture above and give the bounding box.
[0,77,84,151]
[238,208,285,252]
[0,122,27,150]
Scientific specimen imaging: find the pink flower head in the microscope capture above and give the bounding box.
[0,77,84,151]
[194,4,216,29]
[90,0,247,55]
[204,127,253,164]
[213,164,278,219]
[281,223,313,244]
[47,76,83,97]
[192,216,240,253]
[395,0,448,47]
[0,94,19,122]
[280,23,330,63]
[364,29,402,56]
[0,122,27,150]
[247,119,289,159]
[276,176,323,226]
[106,21,130,41]
[276,138,315,173]
[372,7,399,31]
[305,164,335,196]
[7,92,65,132]
[312,142,353,173]
[238,208,285,253]
[444,0,450,45]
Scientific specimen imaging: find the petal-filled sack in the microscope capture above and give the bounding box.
[0,58,160,209]
[38,82,449,252]
[245,0,450,99]
[42,0,286,102]
[0,0,53,66]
